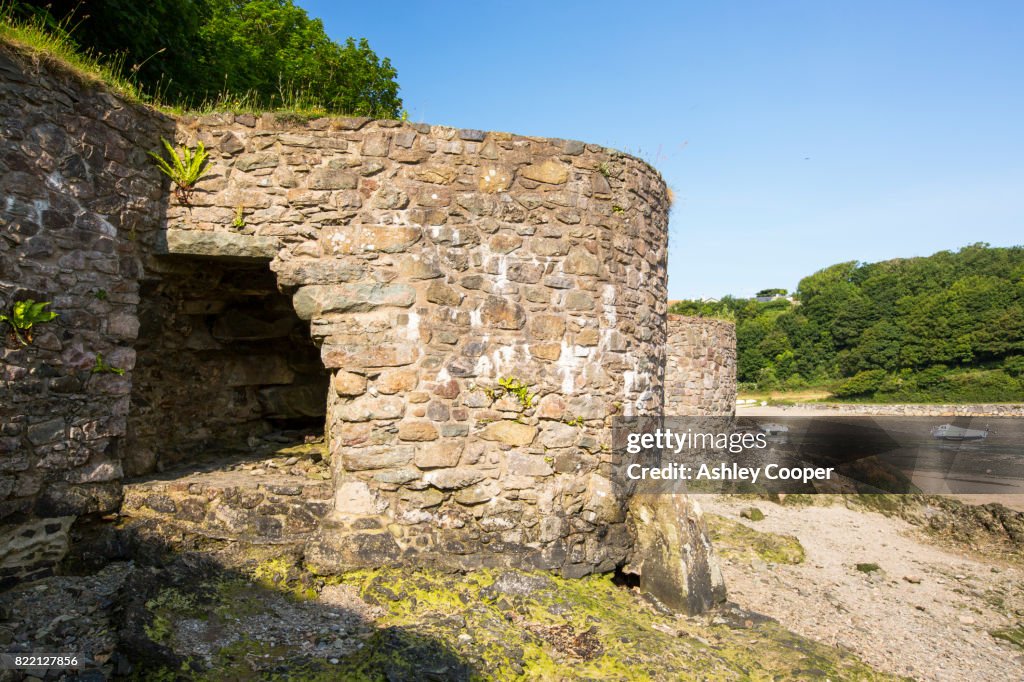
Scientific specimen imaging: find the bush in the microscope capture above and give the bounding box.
[832,369,887,398]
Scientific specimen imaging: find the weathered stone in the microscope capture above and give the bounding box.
[479,421,537,446]
[413,166,457,184]
[625,495,727,615]
[377,369,418,394]
[478,166,514,193]
[164,228,280,260]
[398,421,439,442]
[342,445,414,471]
[520,160,569,184]
[426,282,462,306]
[423,468,486,490]
[540,422,578,448]
[397,255,443,280]
[235,152,279,171]
[321,225,421,255]
[528,314,565,340]
[563,246,601,275]
[26,419,65,446]
[292,283,415,319]
[361,135,390,156]
[529,343,562,361]
[565,291,595,311]
[373,186,409,209]
[433,379,460,399]
[322,343,419,369]
[308,168,357,190]
[507,451,553,477]
[333,370,367,396]
[333,395,405,422]
[271,259,365,287]
[414,441,464,468]
[479,296,525,329]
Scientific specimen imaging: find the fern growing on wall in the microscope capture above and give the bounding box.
[149,138,210,204]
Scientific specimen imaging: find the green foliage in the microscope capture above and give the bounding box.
[596,162,612,178]
[563,415,585,427]
[855,563,881,574]
[148,137,210,203]
[1,299,57,345]
[497,376,537,409]
[92,353,126,376]
[11,0,403,117]
[689,244,1024,402]
[232,204,245,228]
[478,376,537,410]
[833,369,887,398]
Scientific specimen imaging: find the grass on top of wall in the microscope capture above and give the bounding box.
[0,3,364,121]
[0,2,149,104]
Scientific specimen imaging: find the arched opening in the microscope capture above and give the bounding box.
[125,256,330,476]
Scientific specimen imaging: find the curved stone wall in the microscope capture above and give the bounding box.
[665,315,736,416]
[170,115,671,575]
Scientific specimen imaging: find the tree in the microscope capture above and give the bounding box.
[14,0,402,117]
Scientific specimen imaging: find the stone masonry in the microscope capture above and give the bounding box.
[1,41,730,610]
[665,315,736,416]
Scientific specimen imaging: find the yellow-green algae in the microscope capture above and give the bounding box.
[333,566,905,681]
[133,555,907,681]
[705,514,806,565]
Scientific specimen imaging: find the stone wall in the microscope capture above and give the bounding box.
[0,45,171,585]
[665,315,736,416]
[2,43,737,602]
[168,113,670,577]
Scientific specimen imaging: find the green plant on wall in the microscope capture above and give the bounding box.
[1,300,57,346]
[149,138,210,204]
[495,376,537,410]
[232,204,246,228]
[92,353,125,376]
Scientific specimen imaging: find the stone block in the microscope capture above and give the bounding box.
[308,168,357,190]
[333,370,367,396]
[342,445,414,471]
[479,296,525,329]
[414,441,464,468]
[528,313,565,340]
[520,160,569,184]
[398,421,439,442]
[377,369,419,394]
[479,421,537,446]
[164,228,280,260]
[321,225,421,255]
[292,283,415,319]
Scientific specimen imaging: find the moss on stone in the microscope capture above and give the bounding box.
[334,566,902,681]
[705,513,806,565]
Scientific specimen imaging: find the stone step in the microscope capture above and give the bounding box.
[122,454,333,545]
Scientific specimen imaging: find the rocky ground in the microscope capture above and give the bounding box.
[703,494,1024,682]
[0,554,903,681]
[2,485,1021,680]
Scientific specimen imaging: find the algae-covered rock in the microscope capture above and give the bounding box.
[624,494,726,614]
[706,513,806,565]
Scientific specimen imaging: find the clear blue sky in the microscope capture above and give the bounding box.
[299,0,1023,299]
